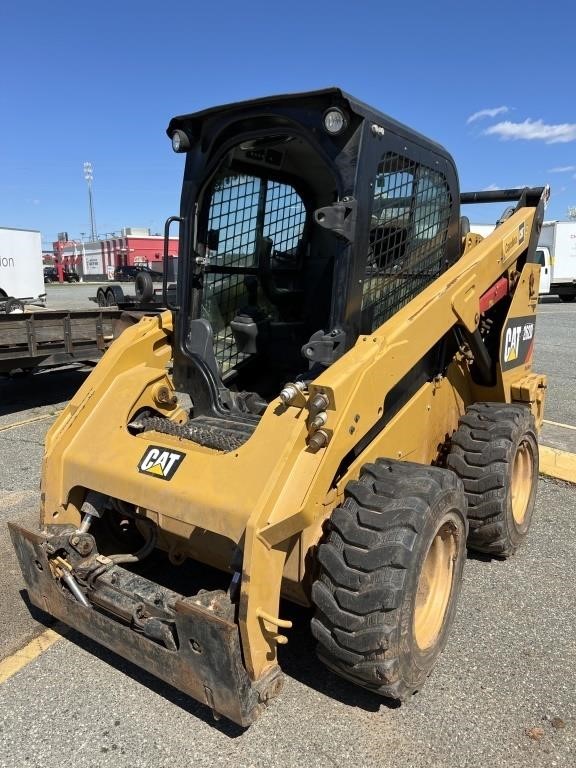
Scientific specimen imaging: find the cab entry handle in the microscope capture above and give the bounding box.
[163,216,183,310]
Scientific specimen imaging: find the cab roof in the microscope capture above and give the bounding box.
[166,87,452,161]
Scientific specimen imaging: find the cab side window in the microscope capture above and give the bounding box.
[362,152,452,332]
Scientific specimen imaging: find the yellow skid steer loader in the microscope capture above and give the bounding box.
[10,89,547,726]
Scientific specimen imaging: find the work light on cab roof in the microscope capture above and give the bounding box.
[322,107,348,135]
[171,129,190,153]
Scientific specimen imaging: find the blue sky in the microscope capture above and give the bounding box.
[1,0,574,249]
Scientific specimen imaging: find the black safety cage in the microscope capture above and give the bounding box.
[167,89,462,414]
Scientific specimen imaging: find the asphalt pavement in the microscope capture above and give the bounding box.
[0,287,574,767]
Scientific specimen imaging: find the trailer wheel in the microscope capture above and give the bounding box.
[446,402,538,557]
[311,459,467,701]
[5,298,25,314]
[106,289,118,307]
[134,271,154,302]
[96,288,107,307]
[559,295,575,303]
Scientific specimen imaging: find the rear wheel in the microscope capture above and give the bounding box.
[106,289,118,307]
[447,402,538,557]
[311,459,467,700]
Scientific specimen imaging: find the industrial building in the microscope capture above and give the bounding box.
[52,228,178,280]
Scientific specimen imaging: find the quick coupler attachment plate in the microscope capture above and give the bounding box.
[8,521,283,726]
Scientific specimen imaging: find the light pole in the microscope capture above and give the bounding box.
[83,162,97,241]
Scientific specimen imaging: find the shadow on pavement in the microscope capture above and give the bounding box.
[0,367,90,417]
[16,575,391,736]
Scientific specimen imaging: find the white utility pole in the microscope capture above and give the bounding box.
[83,162,98,241]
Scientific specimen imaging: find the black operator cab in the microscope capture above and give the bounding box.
[165,88,461,420]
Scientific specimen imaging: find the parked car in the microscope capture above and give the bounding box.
[64,269,80,283]
[43,266,58,283]
[113,265,163,282]
[44,267,80,283]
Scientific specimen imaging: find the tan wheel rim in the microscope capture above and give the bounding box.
[511,441,533,525]
[414,522,458,651]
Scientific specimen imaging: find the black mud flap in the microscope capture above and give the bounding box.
[8,522,283,727]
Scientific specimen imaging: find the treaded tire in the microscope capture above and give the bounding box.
[446,402,538,557]
[4,298,25,314]
[311,459,467,701]
[134,271,154,302]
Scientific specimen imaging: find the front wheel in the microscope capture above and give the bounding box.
[311,460,467,700]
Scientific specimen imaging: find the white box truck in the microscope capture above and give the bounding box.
[472,221,576,299]
[0,227,46,313]
[537,221,576,302]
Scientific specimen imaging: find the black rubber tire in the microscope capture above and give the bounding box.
[5,298,25,314]
[96,288,107,307]
[106,289,118,307]
[311,459,467,701]
[559,295,575,303]
[446,402,538,557]
[134,271,154,302]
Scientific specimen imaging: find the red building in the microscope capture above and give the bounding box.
[53,228,179,280]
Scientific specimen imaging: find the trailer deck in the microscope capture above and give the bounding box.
[0,309,122,373]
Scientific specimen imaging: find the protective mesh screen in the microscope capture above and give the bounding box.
[204,174,306,374]
[362,153,452,331]
[264,182,306,254]
[207,175,260,268]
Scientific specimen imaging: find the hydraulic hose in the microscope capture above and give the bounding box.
[108,517,158,565]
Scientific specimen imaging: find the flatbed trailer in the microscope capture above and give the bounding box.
[0,309,124,373]
[93,282,174,310]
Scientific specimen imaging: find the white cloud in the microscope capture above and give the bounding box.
[484,119,576,144]
[548,165,576,173]
[466,106,510,124]
[483,184,501,191]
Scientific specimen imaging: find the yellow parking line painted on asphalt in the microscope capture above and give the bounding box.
[0,411,61,433]
[539,445,576,484]
[543,418,576,432]
[0,624,67,684]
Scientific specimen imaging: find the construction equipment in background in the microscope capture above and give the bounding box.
[10,89,547,726]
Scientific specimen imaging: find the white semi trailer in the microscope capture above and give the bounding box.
[0,227,46,313]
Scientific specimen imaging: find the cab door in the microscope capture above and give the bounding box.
[536,248,551,294]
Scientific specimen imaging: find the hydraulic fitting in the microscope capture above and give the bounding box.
[309,392,329,414]
[308,429,330,451]
[309,411,327,431]
[279,381,307,407]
